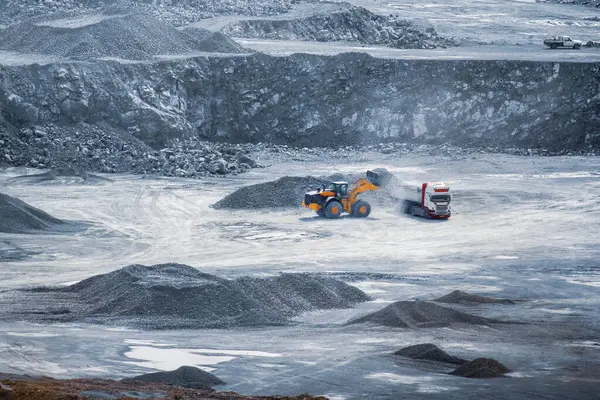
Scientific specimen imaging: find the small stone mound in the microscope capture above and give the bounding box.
[0,192,65,233]
[394,343,468,365]
[212,176,329,210]
[434,290,515,305]
[27,263,371,329]
[121,366,224,389]
[449,358,511,378]
[183,27,248,53]
[347,300,492,328]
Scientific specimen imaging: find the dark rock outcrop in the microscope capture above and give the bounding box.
[347,300,493,328]
[434,290,515,305]
[0,192,65,233]
[393,343,468,365]
[0,53,598,152]
[449,358,511,378]
[536,0,600,8]
[4,263,370,329]
[121,366,224,389]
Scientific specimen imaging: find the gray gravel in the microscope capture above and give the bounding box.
[434,290,516,305]
[0,11,247,61]
[219,2,458,49]
[121,366,224,389]
[393,343,468,365]
[0,192,65,234]
[347,300,495,328]
[0,263,370,329]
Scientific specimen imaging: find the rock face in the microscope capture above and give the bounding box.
[450,358,511,378]
[0,53,598,152]
[0,192,65,234]
[393,343,468,365]
[6,263,370,329]
[121,366,224,388]
[434,290,515,305]
[347,301,493,328]
[219,3,457,49]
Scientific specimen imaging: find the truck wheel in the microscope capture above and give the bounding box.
[324,201,343,219]
[574,44,581,49]
[550,44,558,49]
[352,200,371,218]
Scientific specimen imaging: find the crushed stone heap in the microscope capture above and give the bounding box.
[2,263,370,329]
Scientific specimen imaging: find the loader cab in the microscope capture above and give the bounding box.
[331,181,349,198]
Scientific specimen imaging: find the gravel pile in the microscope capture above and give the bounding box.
[121,366,224,389]
[6,263,370,329]
[0,124,260,178]
[212,176,330,210]
[449,358,511,378]
[0,192,65,234]
[212,169,398,211]
[0,0,293,26]
[0,11,246,60]
[393,343,468,365]
[220,3,458,49]
[434,290,516,305]
[347,300,494,328]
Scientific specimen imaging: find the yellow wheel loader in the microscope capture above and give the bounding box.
[302,169,392,218]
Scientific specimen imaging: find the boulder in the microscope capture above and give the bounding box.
[449,358,511,378]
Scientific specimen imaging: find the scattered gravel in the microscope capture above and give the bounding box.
[121,366,224,389]
[393,343,468,365]
[434,290,516,305]
[347,300,494,328]
[449,358,512,378]
[3,263,370,329]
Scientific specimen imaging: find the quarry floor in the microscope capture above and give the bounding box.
[1,152,600,399]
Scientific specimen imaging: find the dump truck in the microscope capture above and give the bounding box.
[543,36,582,49]
[302,169,392,218]
[400,182,451,219]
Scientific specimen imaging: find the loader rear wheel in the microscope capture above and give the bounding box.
[316,209,325,217]
[352,200,371,218]
[324,201,343,219]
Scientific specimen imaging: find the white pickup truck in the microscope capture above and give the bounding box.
[543,36,582,49]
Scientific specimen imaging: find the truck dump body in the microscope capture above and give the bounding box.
[400,182,451,219]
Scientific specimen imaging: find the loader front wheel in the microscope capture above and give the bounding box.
[352,200,371,218]
[324,201,343,219]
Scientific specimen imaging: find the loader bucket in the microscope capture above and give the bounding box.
[366,169,392,187]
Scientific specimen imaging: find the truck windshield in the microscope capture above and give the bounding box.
[430,194,450,202]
